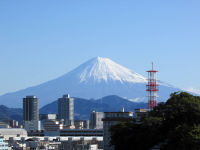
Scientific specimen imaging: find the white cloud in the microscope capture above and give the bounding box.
[128,97,146,102]
[185,88,200,95]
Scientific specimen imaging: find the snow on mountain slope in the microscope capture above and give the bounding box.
[0,57,180,108]
[74,57,147,83]
[185,88,200,95]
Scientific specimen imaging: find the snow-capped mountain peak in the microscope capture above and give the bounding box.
[0,56,179,108]
[71,57,147,83]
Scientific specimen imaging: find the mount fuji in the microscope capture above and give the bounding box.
[0,57,179,108]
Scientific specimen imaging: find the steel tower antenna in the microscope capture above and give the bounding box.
[146,62,159,110]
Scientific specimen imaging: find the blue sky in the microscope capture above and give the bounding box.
[0,0,200,95]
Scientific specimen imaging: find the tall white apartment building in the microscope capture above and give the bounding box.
[58,94,74,126]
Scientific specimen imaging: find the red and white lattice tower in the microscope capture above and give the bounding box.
[146,62,159,110]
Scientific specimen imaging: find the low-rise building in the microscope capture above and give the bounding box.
[39,114,57,120]
[0,128,27,140]
[3,120,19,128]
[43,120,63,136]
[61,137,103,150]
[90,111,104,129]
[83,120,90,129]
[60,129,103,137]
[135,109,148,123]
[0,137,8,150]
[102,111,134,150]
[74,120,90,129]
[24,120,41,131]
[27,130,44,136]
[7,136,103,150]
[74,120,84,129]
[0,122,9,128]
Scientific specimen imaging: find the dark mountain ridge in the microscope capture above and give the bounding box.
[0,95,148,121]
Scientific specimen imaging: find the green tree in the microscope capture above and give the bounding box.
[110,92,200,150]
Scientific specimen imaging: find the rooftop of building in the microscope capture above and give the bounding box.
[9,136,103,141]
[135,109,149,112]
[25,96,37,98]
[104,112,133,114]
[0,128,27,135]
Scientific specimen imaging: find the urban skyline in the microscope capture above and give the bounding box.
[1,1,199,149]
